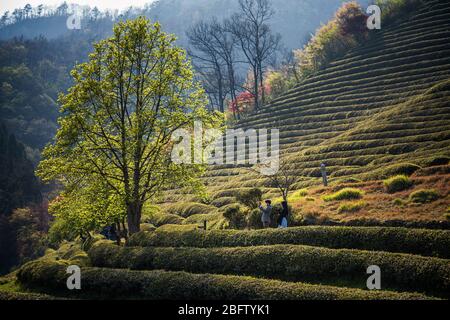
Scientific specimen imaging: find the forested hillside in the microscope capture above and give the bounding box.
[0,0,369,49]
[0,124,43,274]
[0,32,113,162]
[0,0,368,160]
[0,124,41,215]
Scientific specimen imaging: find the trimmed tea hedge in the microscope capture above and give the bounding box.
[165,202,216,218]
[142,212,184,227]
[17,260,433,300]
[127,226,450,258]
[0,291,62,300]
[89,243,450,297]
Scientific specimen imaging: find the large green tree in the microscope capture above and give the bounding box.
[37,17,220,235]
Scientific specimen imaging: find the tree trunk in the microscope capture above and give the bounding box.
[228,63,238,120]
[253,67,259,110]
[115,222,122,246]
[218,77,224,113]
[214,60,225,113]
[259,63,265,105]
[121,218,128,241]
[127,202,142,234]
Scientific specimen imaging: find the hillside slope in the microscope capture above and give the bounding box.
[201,0,450,195]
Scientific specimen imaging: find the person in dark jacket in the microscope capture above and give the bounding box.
[278,201,289,228]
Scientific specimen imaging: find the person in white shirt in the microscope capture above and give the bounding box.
[259,200,272,228]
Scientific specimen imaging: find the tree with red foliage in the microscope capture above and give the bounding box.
[229,91,255,114]
[229,83,271,116]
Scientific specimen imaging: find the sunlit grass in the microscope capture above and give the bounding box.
[409,189,440,204]
[383,175,413,193]
[338,201,367,214]
[323,188,364,202]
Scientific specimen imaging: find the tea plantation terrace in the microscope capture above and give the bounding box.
[197,0,450,196]
[16,226,450,299]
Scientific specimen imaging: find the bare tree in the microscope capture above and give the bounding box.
[227,0,281,110]
[187,21,228,112]
[257,27,281,105]
[56,2,68,16]
[24,4,32,19]
[12,9,24,22]
[266,161,296,203]
[249,160,296,203]
[210,18,241,119]
[37,5,43,17]
[193,61,228,112]
[0,11,9,27]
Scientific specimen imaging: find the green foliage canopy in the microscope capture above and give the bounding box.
[37,17,223,235]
